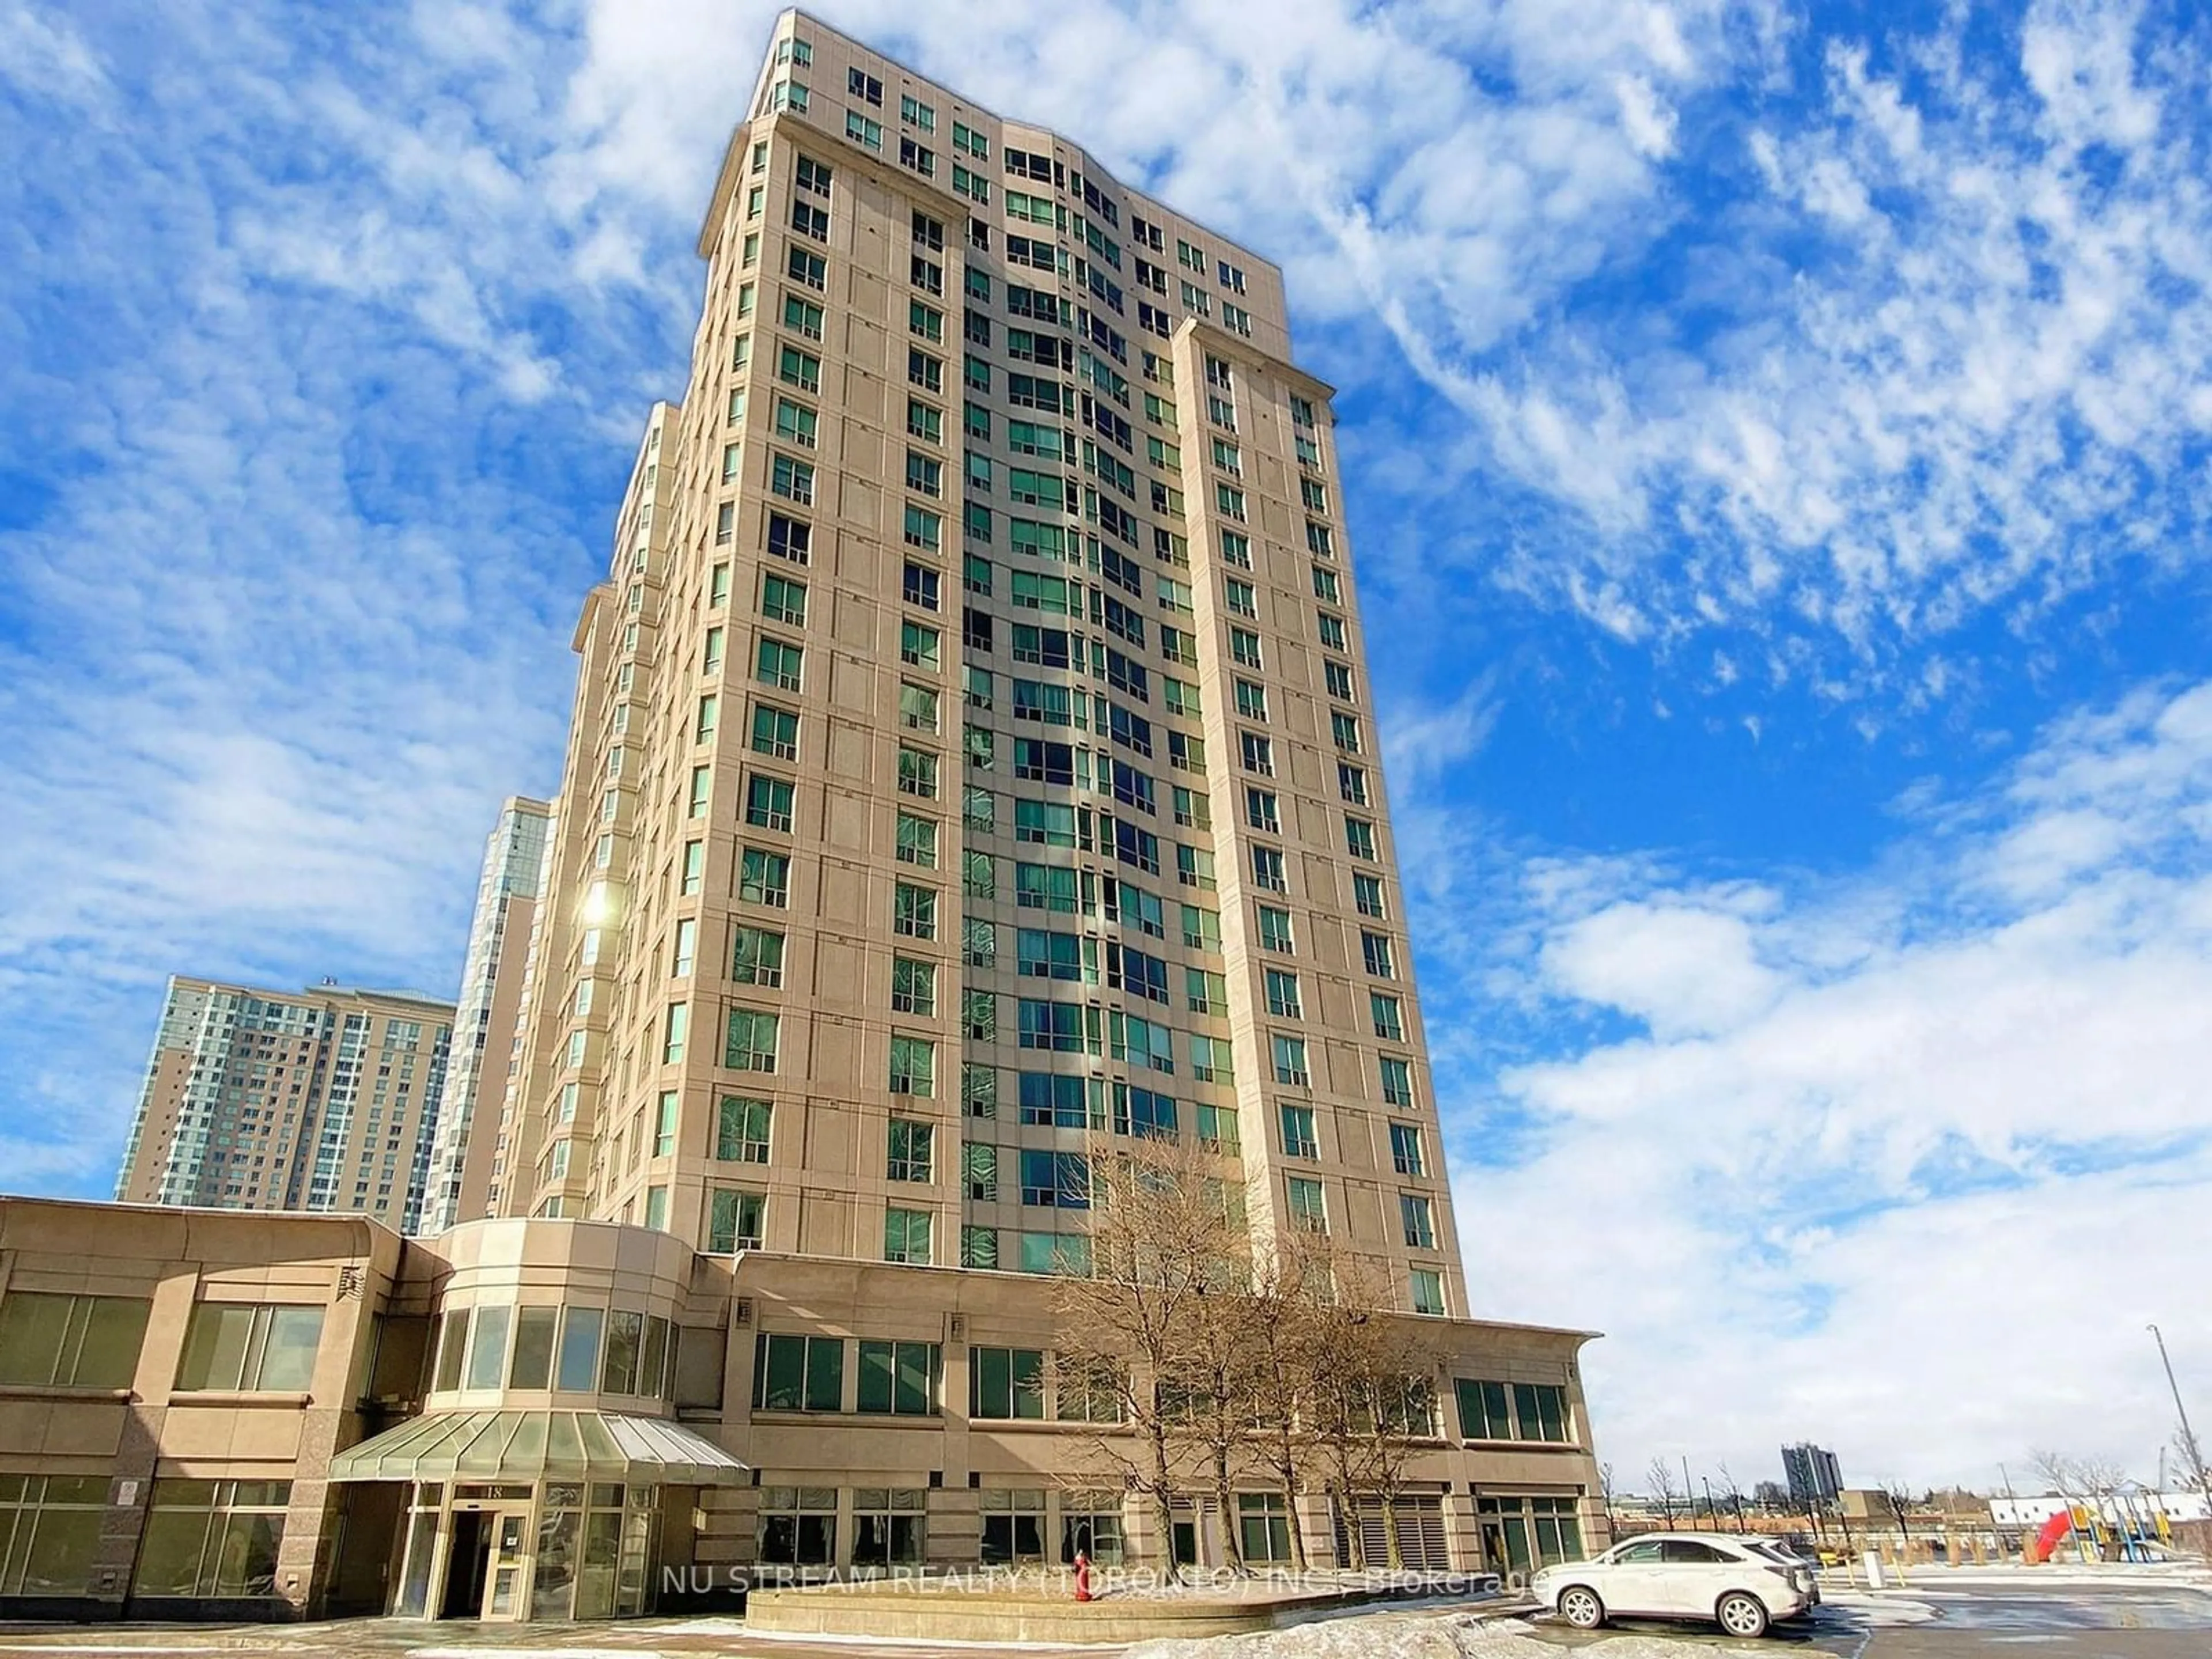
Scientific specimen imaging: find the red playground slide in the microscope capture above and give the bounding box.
[2025,1510,2074,1564]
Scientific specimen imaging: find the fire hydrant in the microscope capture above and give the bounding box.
[1074,1550,1093,1602]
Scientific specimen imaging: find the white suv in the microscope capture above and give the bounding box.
[1531,1532,1819,1638]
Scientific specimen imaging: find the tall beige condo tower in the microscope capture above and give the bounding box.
[116,977,454,1229]
[503,20,1468,1318]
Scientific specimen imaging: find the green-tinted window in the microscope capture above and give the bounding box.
[969,1345,1044,1419]
[753,1332,843,1412]
[1456,1377,1513,1440]
[0,1293,150,1388]
[857,1339,940,1415]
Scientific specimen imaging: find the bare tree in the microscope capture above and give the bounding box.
[2172,1426,2212,1495]
[1242,1235,1325,1569]
[1717,1463,1747,1532]
[1054,1131,1247,1581]
[1162,1242,1263,1575]
[1303,1246,1432,1569]
[2073,1457,2128,1498]
[2028,1448,2080,1496]
[1597,1461,1618,1527]
[1646,1458,1681,1531]
[1878,1479,1915,1544]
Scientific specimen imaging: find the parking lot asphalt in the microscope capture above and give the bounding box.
[1518,1577,2212,1659]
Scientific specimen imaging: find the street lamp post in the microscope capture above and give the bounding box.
[2149,1324,2210,1497]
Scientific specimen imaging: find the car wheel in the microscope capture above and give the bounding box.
[1716,1592,1770,1638]
[1558,1586,1605,1630]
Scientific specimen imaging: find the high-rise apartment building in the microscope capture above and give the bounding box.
[1782,1442,1843,1508]
[116,976,454,1230]
[500,17,1467,1324]
[419,796,552,1234]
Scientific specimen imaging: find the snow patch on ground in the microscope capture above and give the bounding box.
[1816,1591,1938,1626]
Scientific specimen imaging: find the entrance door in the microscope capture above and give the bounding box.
[440,1512,491,1619]
[480,1509,532,1619]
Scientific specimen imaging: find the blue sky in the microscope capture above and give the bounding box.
[4,0,2210,1492]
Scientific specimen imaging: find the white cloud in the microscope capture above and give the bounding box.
[1439,680,2212,1485]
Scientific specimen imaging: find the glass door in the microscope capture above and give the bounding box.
[481,1509,532,1619]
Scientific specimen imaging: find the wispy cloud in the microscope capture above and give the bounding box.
[1435,679,2212,1483]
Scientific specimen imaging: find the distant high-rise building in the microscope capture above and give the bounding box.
[116,977,454,1230]
[418,796,552,1234]
[1782,1442,1843,1508]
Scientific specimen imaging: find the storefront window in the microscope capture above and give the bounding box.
[134,1480,290,1597]
[759,1486,836,1566]
[979,1488,1045,1564]
[0,1475,107,1594]
[851,1488,926,1567]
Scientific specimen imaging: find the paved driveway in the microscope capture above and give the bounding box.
[1518,1577,2212,1659]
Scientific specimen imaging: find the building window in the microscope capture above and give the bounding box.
[724,1009,780,1073]
[133,1480,291,1599]
[890,956,937,1016]
[897,747,940,798]
[889,1034,936,1096]
[895,812,939,867]
[887,1119,934,1183]
[1390,1122,1426,1177]
[751,703,800,761]
[1059,1490,1126,1565]
[0,1475,107,1596]
[175,1304,323,1392]
[0,1292,149,1388]
[1020,1149,1090,1207]
[757,637,804,691]
[884,1207,933,1264]
[1287,1176,1327,1233]
[1381,1056,1415,1107]
[1354,873,1388,918]
[1455,1378,1571,1442]
[1279,1104,1317,1160]
[969,1347,1044,1420]
[758,1485,836,1567]
[738,848,791,908]
[1362,931,1397,979]
[731,925,786,987]
[1265,968,1302,1019]
[1401,1193,1437,1250]
[1238,1494,1293,1565]
[980,1488,1047,1565]
[717,1095,772,1162]
[857,1342,941,1414]
[901,620,942,669]
[709,1188,765,1252]
[746,774,796,833]
[851,1488,928,1569]
[754,1332,843,1412]
[892,882,937,939]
